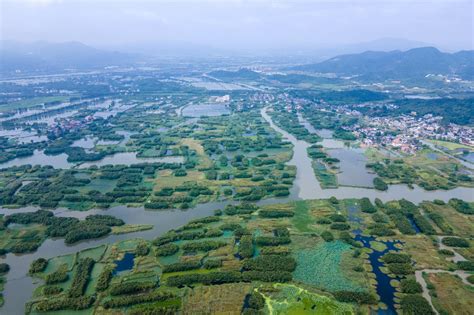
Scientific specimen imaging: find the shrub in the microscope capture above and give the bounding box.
[330,223,350,230]
[317,218,332,224]
[96,266,113,291]
[162,261,201,273]
[400,294,435,315]
[239,235,254,259]
[467,275,474,284]
[456,261,474,271]
[412,214,435,235]
[437,249,454,256]
[373,177,388,191]
[360,198,377,213]
[109,281,156,296]
[29,258,48,274]
[321,231,334,242]
[448,198,474,215]
[43,286,63,296]
[156,243,179,256]
[35,296,95,312]
[103,290,175,309]
[387,263,413,275]
[259,209,294,218]
[442,237,470,248]
[64,224,111,244]
[390,213,416,235]
[225,204,258,216]
[401,278,423,294]
[68,258,95,298]
[333,291,377,304]
[328,214,347,222]
[182,240,227,252]
[174,169,187,177]
[372,213,387,223]
[135,242,149,256]
[0,263,10,273]
[242,255,296,272]
[382,253,411,264]
[166,271,242,287]
[246,291,265,311]
[255,236,291,246]
[85,214,124,226]
[427,212,453,234]
[242,270,292,282]
[45,264,69,284]
[369,225,396,236]
[204,259,222,269]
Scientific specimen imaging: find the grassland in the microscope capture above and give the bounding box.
[427,273,474,314]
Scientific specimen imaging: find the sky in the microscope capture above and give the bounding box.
[1,0,473,53]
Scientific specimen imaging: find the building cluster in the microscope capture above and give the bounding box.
[343,110,474,153]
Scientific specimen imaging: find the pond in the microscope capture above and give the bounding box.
[182,103,230,117]
[0,149,74,169]
[71,136,97,149]
[0,128,47,144]
[113,252,135,275]
[461,152,474,163]
[328,147,376,188]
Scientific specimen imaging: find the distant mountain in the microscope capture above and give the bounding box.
[292,47,474,80]
[336,38,432,55]
[0,40,137,74]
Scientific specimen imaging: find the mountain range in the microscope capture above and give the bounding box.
[1,40,473,81]
[291,47,474,80]
[0,40,136,74]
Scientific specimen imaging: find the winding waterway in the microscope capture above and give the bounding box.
[261,107,474,203]
[1,106,473,313]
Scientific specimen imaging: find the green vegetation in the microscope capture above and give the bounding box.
[400,294,436,315]
[29,258,48,274]
[294,241,364,292]
[441,237,470,248]
[0,210,124,254]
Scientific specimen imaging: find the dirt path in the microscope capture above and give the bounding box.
[415,235,473,315]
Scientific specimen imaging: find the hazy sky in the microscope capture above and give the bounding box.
[1,0,473,52]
